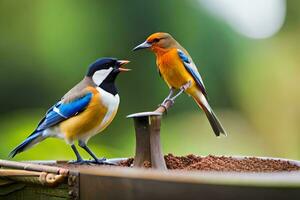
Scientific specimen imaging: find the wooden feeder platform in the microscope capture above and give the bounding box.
[1,158,300,200]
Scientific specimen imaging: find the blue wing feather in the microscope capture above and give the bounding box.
[35,92,92,132]
[59,94,92,117]
[10,92,93,158]
[177,49,207,97]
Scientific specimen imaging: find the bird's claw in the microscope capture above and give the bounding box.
[68,157,115,165]
[162,98,174,106]
[90,158,117,165]
[158,103,168,114]
[159,99,174,114]
[68,159,93,165]
[90,157,106,164]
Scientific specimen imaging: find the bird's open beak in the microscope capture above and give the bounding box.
[132,41,151,51]
[117,60,131,72]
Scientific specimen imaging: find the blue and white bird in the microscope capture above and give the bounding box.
[9,58,130,163]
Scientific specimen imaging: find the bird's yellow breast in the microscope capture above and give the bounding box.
[156,48,196,92]
[59,87,110,142]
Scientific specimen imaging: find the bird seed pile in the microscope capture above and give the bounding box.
[119,154,300,172]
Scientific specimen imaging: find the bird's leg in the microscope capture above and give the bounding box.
[162,88,176,105]
[68,144,85,164]
[159,88,176,112]
[78,140,107,164]
[170,81,192,102]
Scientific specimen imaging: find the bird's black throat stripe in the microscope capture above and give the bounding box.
[99,81,118,96]
[99,71,119,96]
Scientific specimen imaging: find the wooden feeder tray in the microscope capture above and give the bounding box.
[0,156,300,200]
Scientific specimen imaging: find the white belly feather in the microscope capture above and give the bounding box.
[96,87,120,131]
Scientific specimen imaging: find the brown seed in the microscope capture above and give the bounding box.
[119,154,300,172]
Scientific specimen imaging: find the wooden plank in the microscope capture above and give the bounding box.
[0,182,25,196]
[78,166,300,187]
[0,182,69,200]
[79,173,300,200]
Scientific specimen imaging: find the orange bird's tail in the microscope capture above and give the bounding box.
[192,92,227,137]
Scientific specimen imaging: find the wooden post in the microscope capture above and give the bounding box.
[127,100,174,170]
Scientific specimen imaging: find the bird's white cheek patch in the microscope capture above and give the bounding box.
[92,67,113,85]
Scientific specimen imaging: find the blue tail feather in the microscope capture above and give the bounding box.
[9,131,43,158]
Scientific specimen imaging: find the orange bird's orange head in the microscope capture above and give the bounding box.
[133,32,177,53]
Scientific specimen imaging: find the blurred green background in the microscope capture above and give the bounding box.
[0,0,299,161]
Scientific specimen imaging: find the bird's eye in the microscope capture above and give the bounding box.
[153,38,160,43]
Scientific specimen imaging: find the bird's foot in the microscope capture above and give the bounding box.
[68,158,115,165]
[90,157,116,165]
[159,98,174,113]
[68,159,93,165]
[162,98,175,106]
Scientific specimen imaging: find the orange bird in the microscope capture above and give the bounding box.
[133,32,226,136]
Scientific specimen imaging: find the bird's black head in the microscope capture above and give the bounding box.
[86,57,130,95]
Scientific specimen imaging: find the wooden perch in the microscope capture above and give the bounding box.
[0,160,69,176]
[0,160,69,187]
[154,99,174,114]
[127,100,175,170]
